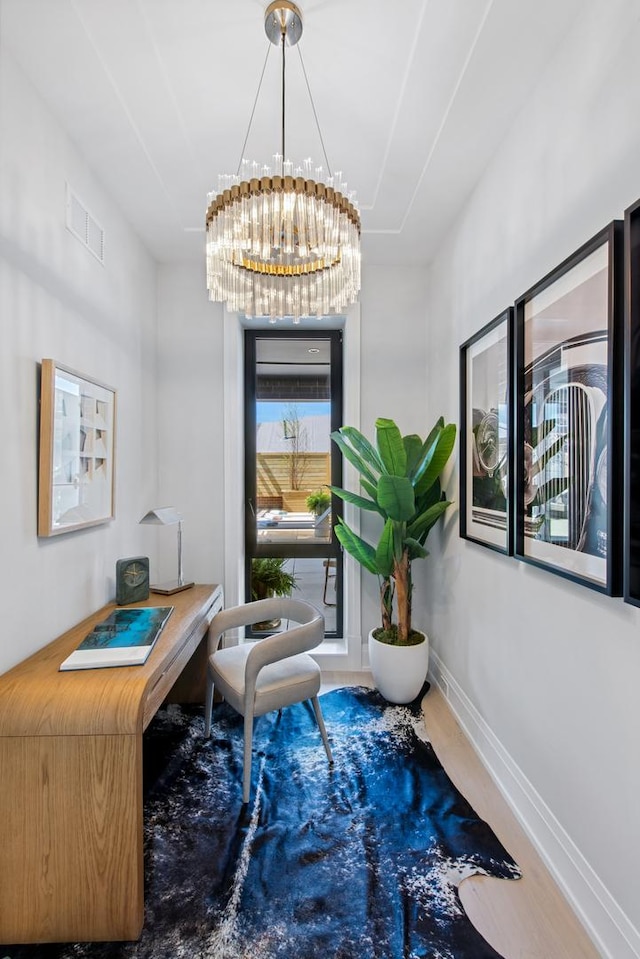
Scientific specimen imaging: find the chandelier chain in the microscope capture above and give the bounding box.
[296,44,332,178]
[281,30,286,159]
[235,43,273,177]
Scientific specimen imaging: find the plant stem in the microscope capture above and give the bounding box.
[380,577,393,632]
[395,549,410,643]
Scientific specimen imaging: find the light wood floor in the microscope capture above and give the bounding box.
[421,684,602,959]
[322,675,602,959]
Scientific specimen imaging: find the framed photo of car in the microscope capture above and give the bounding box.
[460,308,513,554]
[514,221,623,594]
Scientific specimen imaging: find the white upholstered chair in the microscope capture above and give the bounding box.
[204,597,333,803]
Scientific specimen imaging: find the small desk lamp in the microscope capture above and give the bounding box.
[139,507,194,594]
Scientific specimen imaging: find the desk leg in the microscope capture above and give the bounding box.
[0,733,143,943]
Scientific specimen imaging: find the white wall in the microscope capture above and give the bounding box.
[358,264,431,632]
[154,263,225,588]
[154,262,430,638]
[424,1,640,955]
[0,48,158,673]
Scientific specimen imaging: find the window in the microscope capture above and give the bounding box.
[244,331,343,639]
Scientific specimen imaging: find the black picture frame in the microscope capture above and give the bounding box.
[459,308,513,554]
[624,199,640,605]
[514,221,623,594]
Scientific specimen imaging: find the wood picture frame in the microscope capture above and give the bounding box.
[624,198,640,605]
[459,307,513,554]
[38,359,116,536]
[514,222,623,594]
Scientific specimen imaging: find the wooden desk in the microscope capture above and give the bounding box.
[0,583,223,944]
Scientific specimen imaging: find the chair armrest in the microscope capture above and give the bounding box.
[206,600,275,654]
[207,598,322,656]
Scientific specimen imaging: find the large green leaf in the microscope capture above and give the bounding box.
[331,417,455,583]
[409,419,443,483]
[328,485,381,513]
[334,521,379,575]
[414,477,441,516]
[360,477,379,504]
[331,426,383,475]
[375,418,406,476]
[415,423,456,496]
[339,426,384,474]
[412,431,439,487]
[407,500,451,542]
[374,519,396,576]
[330,431,378,487]
[392,520,405,562]
[377,474,415,521]
[405,537,428,560]
[403,434,423,478]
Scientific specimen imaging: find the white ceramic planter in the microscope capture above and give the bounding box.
[368,629,429,704]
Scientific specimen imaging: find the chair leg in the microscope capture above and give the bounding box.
[204,673,214,737]
[243,711,254,804]
[311,696,333,764]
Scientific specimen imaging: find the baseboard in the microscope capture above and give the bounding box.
[428,652,640,959]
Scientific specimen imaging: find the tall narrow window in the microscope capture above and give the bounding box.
[244,331,343,639]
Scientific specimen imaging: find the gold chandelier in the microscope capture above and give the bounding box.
[205,1,361,322]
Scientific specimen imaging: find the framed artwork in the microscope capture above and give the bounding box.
[514,222,623,593]
[624,199,640,605]
[459,308,513,553]
[38,359,116,537]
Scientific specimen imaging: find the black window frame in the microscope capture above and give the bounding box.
[243,329,344,637]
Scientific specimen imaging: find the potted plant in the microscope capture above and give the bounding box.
[250,557,298,630]
[306,488,331,516]
[330,416,456,702]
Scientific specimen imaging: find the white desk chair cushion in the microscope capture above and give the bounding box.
[204,597,333,803]
[210,645,321,717]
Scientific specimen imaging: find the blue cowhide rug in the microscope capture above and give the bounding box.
[3,686,521,959]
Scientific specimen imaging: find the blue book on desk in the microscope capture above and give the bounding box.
[60,606,174,671]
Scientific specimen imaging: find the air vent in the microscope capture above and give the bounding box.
[66,184,104,264]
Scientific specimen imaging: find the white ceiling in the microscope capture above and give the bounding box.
[1,0,583,267]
